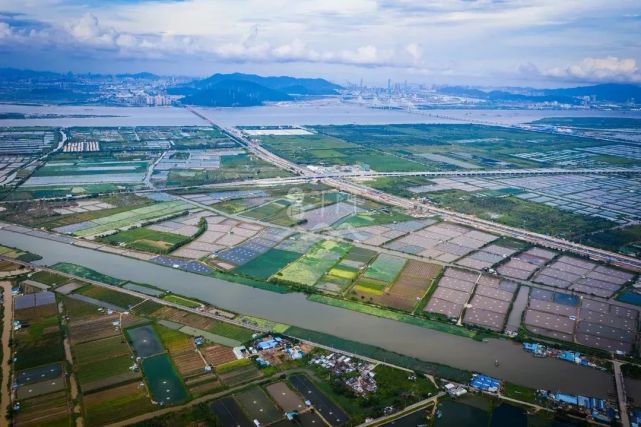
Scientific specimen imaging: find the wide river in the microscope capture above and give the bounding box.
[0,228,618,399]
[1,101,641,127]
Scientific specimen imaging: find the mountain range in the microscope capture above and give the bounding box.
[0,67,639,106]
[172,73,343,107]
[436,83,641,104]
[0,68,163,81]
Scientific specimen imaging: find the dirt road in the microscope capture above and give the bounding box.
[58,301,83,427]
[1,281,13,420]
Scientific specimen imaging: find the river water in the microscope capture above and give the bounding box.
[1,101,640,127]
[0,229,617,399]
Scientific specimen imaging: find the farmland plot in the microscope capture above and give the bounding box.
[276,240,351,286]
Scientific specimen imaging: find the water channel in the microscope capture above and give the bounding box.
[0,229,618,399]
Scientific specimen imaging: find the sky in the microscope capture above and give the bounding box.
[0,0,640,87]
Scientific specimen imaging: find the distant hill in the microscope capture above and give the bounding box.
[181,79,292,107]
[436,83,641,104]
[115,72,161,80]
[173,72,342,106]
[543,84,641,103]
[0,68,162,81]
[0,68,64,81]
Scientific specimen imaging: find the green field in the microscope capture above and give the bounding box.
[165,153,290,186]
[7,183,136,201]
[328,263,359,280]
[363,254,407,283]
[214,198,251,214]
[502,382,539,404]
[155,324,194,353]
[76,354,134,387]
[26,271,72,287]
[132,300,164,316]
[84,382,155,425]
[321,260,361,291]
[233,248,301,280]
[363,176,437,199]
[275,240,351,286]
[531,117,641,129]
[259,131,427,172]
[208,321,254,342]
[583,224,641,256]
[372,365,437,410]
[52,262,125,285]
[334,208,414,228]
[241,198,303,226]
[74,336,131,365]
[344,246,378,263]
[163,294,202,308]
[100,227,191,254]
[353,278,387,295]
[426,190,614,238]
[32,159,149,177]
[63,296,105,318]
[0,244,42,262]
[235,315,290,333]
[215,357,253,374]
[13,313,65,370]
[313,123,614,170]
[75,284,144,308]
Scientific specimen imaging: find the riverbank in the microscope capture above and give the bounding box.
[0,228,617,399]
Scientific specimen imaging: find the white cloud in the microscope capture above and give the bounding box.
[0,22,12,39]
[405,43,422,64]
[0,0,640,84]
[67,13,116,46]
[525,56,641,83]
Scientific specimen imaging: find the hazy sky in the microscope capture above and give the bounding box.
[1,0,640,86]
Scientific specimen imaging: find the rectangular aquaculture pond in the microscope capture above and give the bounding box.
[142,353,188,405]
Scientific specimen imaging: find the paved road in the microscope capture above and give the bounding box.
[613,361,631,427]
[311,167,641,178]
[0,281,13,420]
[58,300,84,427]
[358,392,444,426]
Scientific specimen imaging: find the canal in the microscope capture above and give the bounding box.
[0,229,617,399]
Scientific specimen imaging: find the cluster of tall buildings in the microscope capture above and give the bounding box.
[130,93,173,106]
